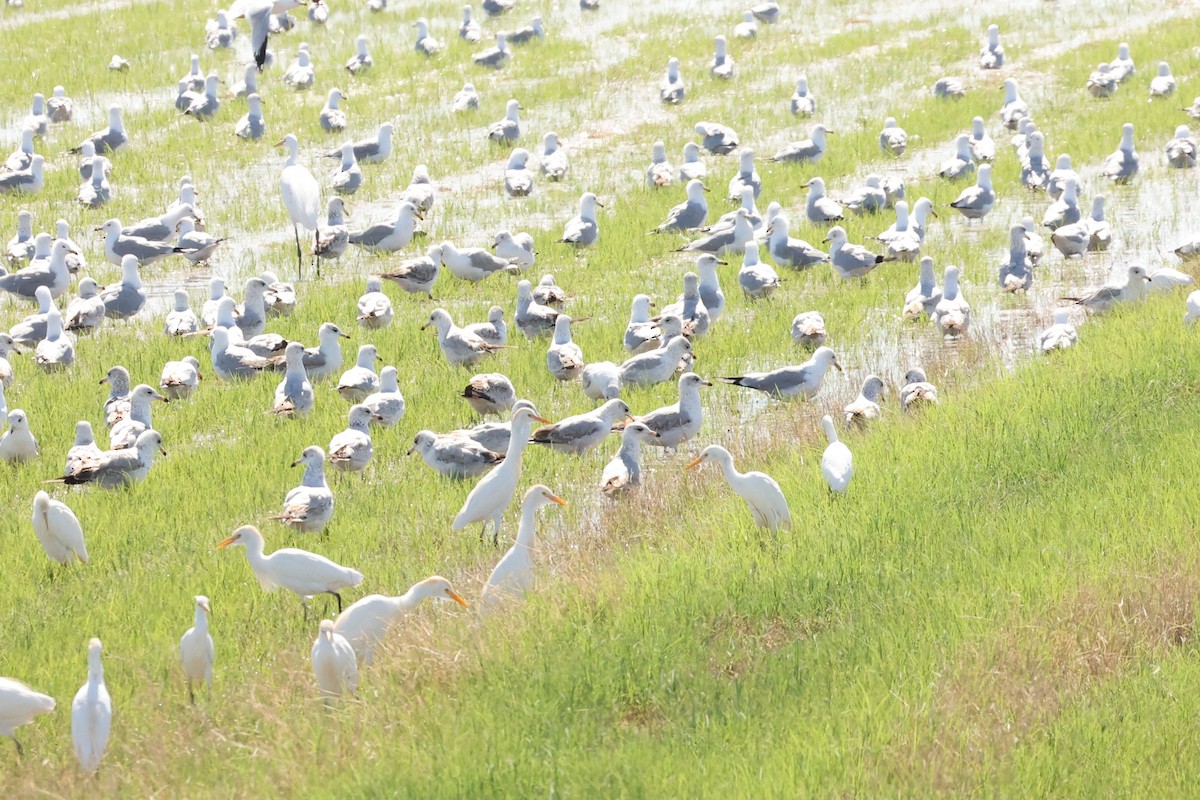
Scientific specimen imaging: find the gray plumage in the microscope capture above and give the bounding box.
[409,431,503,479]
[771,125,829,163]
[717,346,842,401]
[530,399,628,455]
[694,121,738,155]
[766,213,827,269]
[99,256,147,319]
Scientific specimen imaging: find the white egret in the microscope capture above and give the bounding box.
[687,445,792,532]
[179,596,214,704]
[278,134,320,279]
[31,490,88,565]
[311,620,358,698]
[0,678,55,757]
[480,485,567,611]
[71,638,111,775]
[819,415,853,494]
[218,525,362,613]
[334,576,468,664]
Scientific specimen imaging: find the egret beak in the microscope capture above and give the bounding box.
[446,589,469,608]
[199,599,212,614]
[685,456,705,471]
[532,414,552,424]
[216,536,237,549]
[548,494,568,507]
[273,138,286,147]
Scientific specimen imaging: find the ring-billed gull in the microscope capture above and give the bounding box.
[546,316,585,381]
[160,356,201,400]
[1087,64,1118,98]
[710,35,734,79]
[933,265,971,336]
[979,24,1003,69]
[333,577,467,665]
[71,639,111,775]
[178,597,212,704]
[218,525,362,612]
[738,240,783,299]
[328,405,379,473]
[1000,80,1028,130]
[182,74,221,120]
[652,179,709,232]
[678,207,754,256]
[9,285,52,344]
[634,372,709,448]
[318,89,346,133]
[557,192,601,246]
[1150,62,1176,98]
[619,336,693,387]
[999,225,1033,292]
[680,142,705,181]
[505,148,534,196]
[345,35,372,74]
[336,344,381,402]
[770,124,830,164]
[356,277,393,330]
[55,429,165,487]
[539,133,569,181]
[380,245,441,297]
[464,306,508,346]
[108,385,167,450]
[283,48,315,91]
[6,129,34,172]
[474,33,511,69]
[1101,123,1138,182]
[734,11,757,39]
[791,311,827,348]
[600,423,659,496]
[463,373,515,416]
[1046,155,1078,200]
[661,57,685,104]
[0,239,70,299]
[938,135,976,180]
[423,309,507,366]
[1019,132,1050,190]
[969,117,995,162]
[695,254,726,322]
[401,164,436,211]
[47,86,73,123]
[494,232,536,267]
[0,334,17,388]
[531,399,628,455]
[687,446,791,531]
[934,77,966,99]
[34,309,74,371]
[1043,178,1081,230]
[662,272,711,335]
[1166,125,1197,168]
[879,117,907,157]
[0,156,44,195]
[443,241,516,282]
[718,346,842,400]
[479,486,567,611]
[271,446,334,532]
[1110,43,1135,81]
[350,201,421,253]
[64,423,101,476]
[1037,310,1078,353]
[646,141,674,188]
[727,148,760,200]
[330,144,362,196]
[824,226,887,279]
[791,75,816,116]
[71,106,127,155]
[694,121,739,155]
[581,361,621,401]
[624,295,659,353]
[174,219,224,265]
[804,177,843,223]
[454,406,550,542]
[413,429,505,476]
[363,366,404,427]
[844,376,884,428]
[900,369,938,411]
[1,409,38,462]
[323,123,393,164]
[1050,217,1089,258]
[949,164,995,220]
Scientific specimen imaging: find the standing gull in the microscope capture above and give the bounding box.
[979,24,1003,69]
[349,202,420,253]
[879,117,907,157]
[600,423,659,496]
[933,266,971,336]
[356,277,393,329]
[652,179,708,232]
[710,35,734,79]
[319,89,346,133]
[770,124,830,164]
[791,311,827,348]
[804,177,843,223]
[540,133,569,181]
[328,405,378,473]
[546,316,585,381]
[1038,311,1078,353]
[423,309,507,366]
[661,57,685,104]
[531,398,629,454]
[646,141,674,188]
[1063,265,1150,312]
[336,344,381,402]
[900,369,938,411]
[461,373,515,416]
[903,257,942,319]
[272,446,335,532]
[557,192,601,246]
[488,100,522,143]
[694,121,739,155]
[844,376,884,429]
[1103,124,1141,182]
[363,367,404,427]
[791,75,816,116]
[160,356,202,400]
[738,241,783,299]
[718,346,842,401]
[949,164,995,220]
[635,372,709,448]
[825,226,887,279]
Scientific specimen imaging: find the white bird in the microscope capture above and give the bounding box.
[619,336,694,388]
[55,430,166,488]
[979,24,1003,69]
[738,240,783,299]
[461,373,515,416]
[557,192,601,246]
[531,398,628,455]
[1110,42,1135,82]
[1101,123,1139,183]
[464,306,508,346]
[791,75,816,116]
[1065,265,1150,312]
[819,415,853,494]
[844,376,884,428]
[108,384,167,451]
[413,18,442,55]
[218,525,362,612]
[160,356,202,401]
[1000,79,1027,130]
[599,422,659,496]
[695,121,739,155]
[770,124,829,164]
[344,35,372,74]
[1038,310,1078,353]
[355,274,393,328]
[505,148,534,197]
[71,638,111,775]
[1166,125,1198,169]
[179,596,213,703]
[278,133,320,278]
[272,446,335,532]
[1149,267,1194,294]
[938,134,976,180]
[283,47,315,90]
[949,164,995,220]
[480,485,567,611]
[311,620,358,698]
[363,366,405,427]
[687,446,791,531]
[452,406,548,542]
[349,202,421,254]
[31,490,88,565]
[423,308,508,367]
[824,226,887,279]
[539,132,569,181]
[660,56,685,104]
[635,372,709,449]
[1185,291,1200,325]
[969,116,996,163]
[1149,61,1176,98]
[0,677,55,757]
[334,577,468,664]
[734,10,757,38]
[319,89,346,133]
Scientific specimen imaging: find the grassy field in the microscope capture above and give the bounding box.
[1,0,1200,794]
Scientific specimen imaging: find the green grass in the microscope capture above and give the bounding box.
[1,0,1200,795]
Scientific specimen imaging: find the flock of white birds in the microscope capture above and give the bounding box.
[1,0,1199,775]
